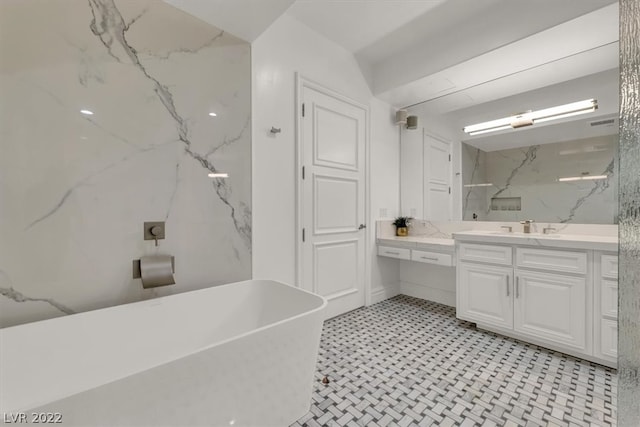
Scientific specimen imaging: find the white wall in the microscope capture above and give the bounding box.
[252,13,400,299]
[369,98,402,302]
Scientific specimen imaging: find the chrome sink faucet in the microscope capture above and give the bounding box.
[520,220,535,233]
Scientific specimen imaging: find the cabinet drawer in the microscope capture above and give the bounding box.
[516,247,586,274]
[411,249,453,266]
[458,243,512,265]
[377,246,410,260]
[601,279,618,319]
[601,254,618,279]
[600,318,618,358]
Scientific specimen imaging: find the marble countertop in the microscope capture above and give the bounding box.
[452,230,618,252]
[376,236,455,251]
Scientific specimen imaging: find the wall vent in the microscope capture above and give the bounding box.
[590,118,616,127]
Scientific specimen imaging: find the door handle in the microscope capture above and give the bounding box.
[358,224,366,230]
[506,275,510,297]
[516,276,520,298]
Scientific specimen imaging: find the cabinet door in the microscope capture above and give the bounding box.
[514,270,587,352]
[457,262,513,329]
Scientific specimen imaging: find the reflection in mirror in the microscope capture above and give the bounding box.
[458,68,619,225]
[402,62,619,225]
[462,134,618,224]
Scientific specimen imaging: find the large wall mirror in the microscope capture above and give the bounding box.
[460,70,618,224]
[400,3,618,225]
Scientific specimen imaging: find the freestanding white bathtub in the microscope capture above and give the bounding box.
[0,280,327,426]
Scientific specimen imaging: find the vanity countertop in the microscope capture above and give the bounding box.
[452,230,618,252]
[377,236,455,251]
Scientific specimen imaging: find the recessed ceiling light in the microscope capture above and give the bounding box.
[208,112,217,117]
[80,110,94,115]
[208,173,228,178]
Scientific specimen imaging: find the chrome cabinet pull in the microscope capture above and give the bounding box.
[421,256,438,261]
[516,276,520,298]
[506,275,510,297]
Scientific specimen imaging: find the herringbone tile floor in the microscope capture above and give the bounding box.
[292,296,617,427]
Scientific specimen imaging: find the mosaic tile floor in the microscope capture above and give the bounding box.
[292,296,617,427]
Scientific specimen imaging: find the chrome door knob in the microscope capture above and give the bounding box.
[358,224,366,229]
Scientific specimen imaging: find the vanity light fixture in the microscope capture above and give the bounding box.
[463,183,494,188]
[463,99,597,136]
[208,173,229,178]
[80,109,94,115]
[558,175,608,182]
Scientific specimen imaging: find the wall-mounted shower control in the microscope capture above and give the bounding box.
[144,221,165,246]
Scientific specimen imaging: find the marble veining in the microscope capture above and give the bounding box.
[462,147,482,215]
[487,145,538,204]
[0,0,252,327]
[0,271,74,315]
[462,135,617,224]
[559,159,614,223]
[0,286,75,316]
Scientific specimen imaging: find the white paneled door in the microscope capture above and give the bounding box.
[299,81,367,319]
[424,133,451,220]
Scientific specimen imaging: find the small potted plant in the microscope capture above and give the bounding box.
[392,216,412,236]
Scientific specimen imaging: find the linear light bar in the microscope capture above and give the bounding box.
[463,183,494,188]
[464,99,597,136]
[558,175,608,182]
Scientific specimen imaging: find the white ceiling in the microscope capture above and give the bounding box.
[288,0,619,150]
[286,0,446,53]
[162,0,295,42]
[164,0,620,151]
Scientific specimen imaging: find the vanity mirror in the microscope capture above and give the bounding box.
[460,70,619,224]
[398,3,619,225]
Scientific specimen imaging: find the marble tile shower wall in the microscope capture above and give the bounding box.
[463,135,618,224]
[462,143,488,221]
[0,1,252,327]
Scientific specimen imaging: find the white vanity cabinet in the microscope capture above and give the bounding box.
[513,269,587,352]
[594,252,618,364]
[376,239,455,266]
[513,247,589,353]
[456,242,607,365]
[457,262,513,329]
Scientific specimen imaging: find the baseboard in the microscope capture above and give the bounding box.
[370,284,400,305]
[399,281,456,307]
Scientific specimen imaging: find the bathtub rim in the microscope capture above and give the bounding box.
[1,279,327,413]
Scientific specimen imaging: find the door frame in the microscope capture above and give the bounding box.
[294,74,371,306]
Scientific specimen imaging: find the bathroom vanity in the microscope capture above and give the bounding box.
[454,231,617,368]
[376,221,618,368]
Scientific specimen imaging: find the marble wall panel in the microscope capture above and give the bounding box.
[0,0,251,327]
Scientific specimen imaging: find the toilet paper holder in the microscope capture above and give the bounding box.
[132,256,175,288]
